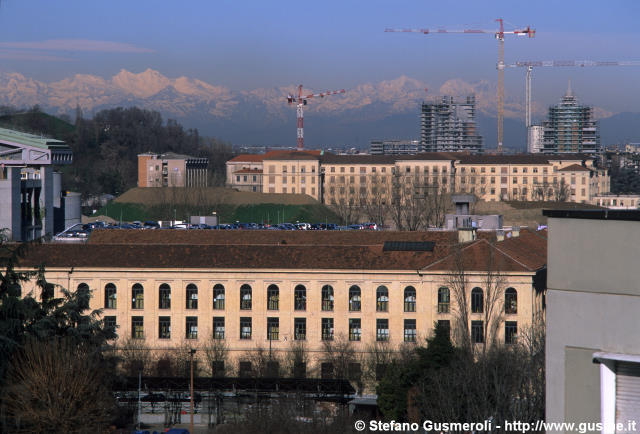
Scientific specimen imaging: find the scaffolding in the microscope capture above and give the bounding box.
[420,95,484,153]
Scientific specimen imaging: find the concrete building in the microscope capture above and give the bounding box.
[421,95,483,154]
[544,209,640,429]
[0,127,73,241]
[18,228,546,380]
[138,152,209,188]
[527,124,544,153]
[370,140,421,155]
[543,85,600,154]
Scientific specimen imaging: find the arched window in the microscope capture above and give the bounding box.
[186,284,198,309]
[213,284,225,310]
[159,283,171,309]
[267,284,279,310]
[376,285,389,312]
[349,285,361,312]
[294,284,306,311]
[404,286,416,312]
[240,284,252,310]
[321,285,334,311]
[471,287,483,313]
[505,288,517,314]
[131,283,144,309]
[438,287,449,313]
[77,283,89,293]
[105,283,117,309]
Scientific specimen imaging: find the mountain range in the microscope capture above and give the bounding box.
[0,68,638,149]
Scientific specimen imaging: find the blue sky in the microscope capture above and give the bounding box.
[1,0,640,113]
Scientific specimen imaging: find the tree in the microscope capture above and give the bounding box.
[203,334,229,377]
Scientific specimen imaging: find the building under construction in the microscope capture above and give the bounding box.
[542,85,600,154]
[420,95,483,153]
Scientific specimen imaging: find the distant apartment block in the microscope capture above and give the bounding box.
[370,140,421,155]
[527,125,544,153]
[543,86,600,154]
[421,95,483,153]
[138,152,208,187]
[226,152,612,205]
[0,127,74,241]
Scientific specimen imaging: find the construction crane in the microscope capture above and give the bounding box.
[504,60,640,128]
[286,85,346,151]
[385,18,535,153]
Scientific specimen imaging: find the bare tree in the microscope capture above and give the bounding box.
[2,338,115,433]
[361,174,389,229]
[203,334,229,377]
[321,333,361,386]
[362,341,396,389]
[118,336,153,376]
[284,340,310,378]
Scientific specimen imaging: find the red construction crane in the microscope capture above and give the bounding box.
[385,18,535,153]
[287,85,346,151]
[504,60,640,128]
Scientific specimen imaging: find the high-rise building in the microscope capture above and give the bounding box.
[542,85,600,154]
[420,95,483,153]
[527,125,544,153]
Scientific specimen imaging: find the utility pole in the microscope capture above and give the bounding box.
[137,370,142,431]
[190,348,196,434]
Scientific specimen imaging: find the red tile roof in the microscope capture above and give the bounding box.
[557,164,590,172]
[233,168,263,174]
[229,150,322,163]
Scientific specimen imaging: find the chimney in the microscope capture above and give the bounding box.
[512,226,520,237]
[496,230,505,242]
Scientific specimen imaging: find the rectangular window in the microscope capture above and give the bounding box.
[267,317,279,340]
[294,318,306,340]
[186,316,198,339]
[404,319,417,342]
[239,361,252,378]
[131,316,144,339]
[505,321,517,344]
[322,318,334,341]
[213,317,225,339]
[159,316,171,339]
[349,318,361,341]
[104,316,117,334]
[376,319,389,342]
[240,317,252,339]
[438,320,450,339]
[321,362,334,379]
[471,320,484,344]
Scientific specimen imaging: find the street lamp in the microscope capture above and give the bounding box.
[189,348,196,433]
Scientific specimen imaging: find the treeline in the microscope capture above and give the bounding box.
[0,105,235,198]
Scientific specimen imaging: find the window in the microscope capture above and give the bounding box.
[186,316,198,339]
[240,317,252,339]
[159,316,171,339]
[131,284,144,310]
[240,284,252,310]
[321,285,334,311]
[104,316,117,334]
[505,321,517,344]
[404,286,416,312]
[239,361,252,377]
[471,320,484,344]
[213,317,225,339]
[159,283,171,309]
[404,319,417,342]
[213,284,225,310]
[376,285,389,312]
[437,320,450,339]
[505,288,517,314]
[267,284,279,310]
[105,283,117,309]
[376,319,389,341]
[294,284,306,310]
[471,287,483,313]
[267,317,279,340]
[321,362,334,379]
[186,284,198,309]
[349,285,361,311]
[322,318,334,341]
[349,318,361,341]
[348,363,362,381]
[438,287,450,313]
[131,316,144,339]
[376,364,388,381]
[294,318,306,340]
[212,361,225,378]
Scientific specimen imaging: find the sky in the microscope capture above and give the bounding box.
[1,0,640,115]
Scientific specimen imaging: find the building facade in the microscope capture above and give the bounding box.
[138,152,209,188]
[542,86,600,154]
[544,210,640,428]
[527,125,544,153]
[421,95,483,154]
[370,140,421,155]
[18,229,546,380]
[0,127,73,241]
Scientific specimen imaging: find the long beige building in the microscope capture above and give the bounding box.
[227,151,611,206]
[17,228,546,380]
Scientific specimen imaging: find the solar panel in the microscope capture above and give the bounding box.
[383,241,435,252]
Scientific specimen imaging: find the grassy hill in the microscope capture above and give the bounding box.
[0,111,75,139]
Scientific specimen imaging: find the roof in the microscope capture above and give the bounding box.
[229,150,322,163]
[319,153,455,165]
[0,126,66,150]
[543,209,640,221]
[233,168,263,174]
[14,228,548,273]
[557,164,590,172]
[455,153,592,165]
[263,151,322,161]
